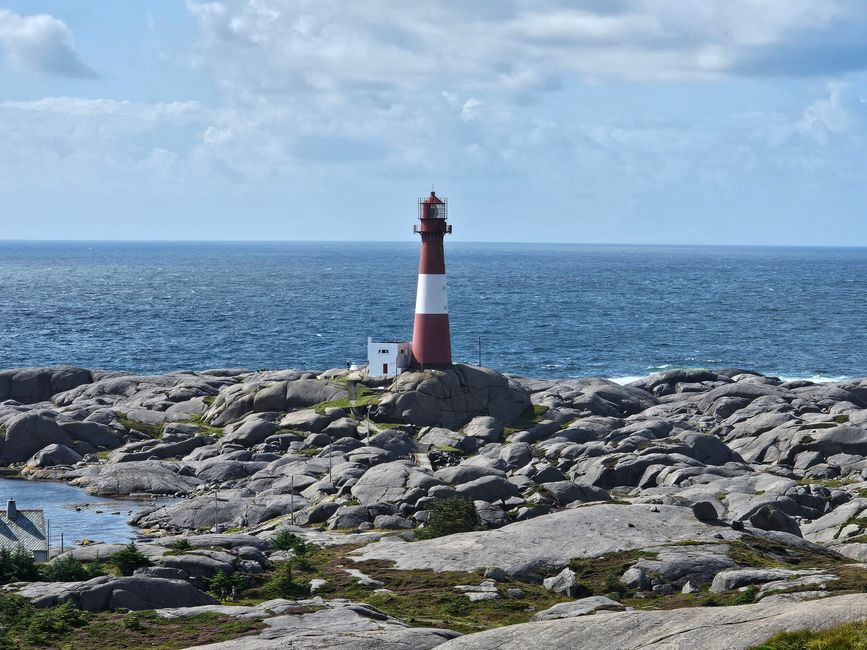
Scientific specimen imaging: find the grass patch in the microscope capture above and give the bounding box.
[504,404,549,435]
[0,594,263,649]
[726,535,867,596]
[727,535,843,570]
[832,414,851,424]
[116,414,164,439]
[568,550,657,600]
[243,545,568,634]
[748,619,867,650]
[187,414,224,436]
[312,383,382,414]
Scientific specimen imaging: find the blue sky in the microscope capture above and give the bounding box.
[1,1,867,244]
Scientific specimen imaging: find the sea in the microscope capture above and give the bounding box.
[1,241,866,383]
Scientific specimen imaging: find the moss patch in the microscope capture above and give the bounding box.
[116,414,164,439]
[504,404,550,435]
[187,414,224,436]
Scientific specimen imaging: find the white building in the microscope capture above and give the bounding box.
[367,337,411,378]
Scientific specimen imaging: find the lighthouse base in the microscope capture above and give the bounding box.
[411,313,452,369]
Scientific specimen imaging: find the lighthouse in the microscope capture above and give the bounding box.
[411,191,453,369]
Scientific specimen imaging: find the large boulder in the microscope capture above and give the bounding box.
[27,444,82,467]
[435,593,867,650]
[350,461,442,505]
[177,600,460,650]
[454,476,520,503]
[531,379,657,417]
[0,366,93,404]
[11,576,217,611]
[69,460,201,496]
[372,365,530,429]
[206,379,346,426]
[59,420,124,449]
[0,412,74,463]
[353,504,742,579]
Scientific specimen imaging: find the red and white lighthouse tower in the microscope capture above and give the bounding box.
[411,191,453,369]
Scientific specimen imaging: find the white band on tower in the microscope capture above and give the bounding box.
[415,274,448,314]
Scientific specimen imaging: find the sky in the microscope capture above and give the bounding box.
[1,1,867,245]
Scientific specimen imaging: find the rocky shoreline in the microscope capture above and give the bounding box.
[1,363,866,648]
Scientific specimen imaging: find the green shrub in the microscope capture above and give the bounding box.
[416,497,480,540]
[41,555,91,582]
[270,530,312,556]
[207,570,247,600]
[23,601,88,645]
[110,542,151,576]
[170,538,193,553]
[262,562,307,599]
[0,546,40,584]
[733,585,758,605]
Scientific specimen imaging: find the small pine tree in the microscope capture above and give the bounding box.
[110,543,150,576]
[0,547,13,584]
[10,546,39,582]
[263,562,307,599]
[270,530,310,555]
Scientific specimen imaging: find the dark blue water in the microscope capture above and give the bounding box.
[1,241,865,381]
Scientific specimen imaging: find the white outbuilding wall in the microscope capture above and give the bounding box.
[367,338,411,378]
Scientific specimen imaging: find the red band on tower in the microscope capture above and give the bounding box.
[411,191,453,369]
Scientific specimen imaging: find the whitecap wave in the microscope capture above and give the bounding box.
[609,376,645,385]
[777,374,852,384]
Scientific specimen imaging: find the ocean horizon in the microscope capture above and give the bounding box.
[2,240,866,381]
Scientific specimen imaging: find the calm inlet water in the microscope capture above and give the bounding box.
[0,478,151,545]
[0,241,866,380]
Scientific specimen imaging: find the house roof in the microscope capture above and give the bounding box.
[0,510,47,554]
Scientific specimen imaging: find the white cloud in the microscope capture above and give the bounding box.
[0,9,96,77]
[1,97,202,119]
[186,0,867,95]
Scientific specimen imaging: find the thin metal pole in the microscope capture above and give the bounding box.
[290,475,295,525]
[60,532,64,555]
[478,336,482,367]
[328,453,333,485]
[213,489,218,532]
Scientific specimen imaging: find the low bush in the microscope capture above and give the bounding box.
[110,543,151,576]
[41,555,90,582]
[0,546,40,585]
[262,562,308,599]
[416,497,480,540]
